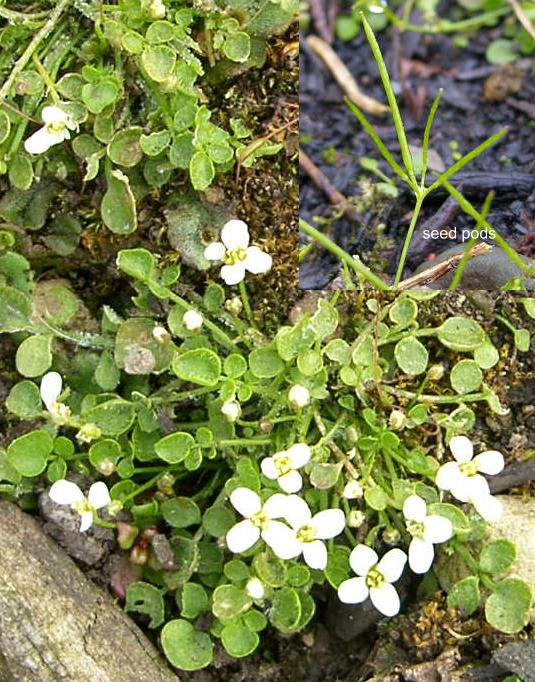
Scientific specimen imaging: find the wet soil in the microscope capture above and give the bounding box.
[300,8,535,289]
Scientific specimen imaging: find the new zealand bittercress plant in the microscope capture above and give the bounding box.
[1,227,534,671]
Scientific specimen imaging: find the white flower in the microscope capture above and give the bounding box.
[40,371,71,423]
[260,443,311,493]
[343,479,363,499]
[221,399,241,422]
[265,494,345,569]
[49,479,111,532]
[152,325,171,344]
[204,219,272,285]
[246,577,265,600]
[24,105,77,155]
[226,487,301,558]
[435,436,504,521]
[402,495,453,574]
[288,384,310,409]
[338,544,407,617]
[182,309,203,332]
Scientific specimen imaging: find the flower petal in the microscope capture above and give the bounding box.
[79,511,94,533]
[260,457,278,480]
[243,246,272,274]
[408,538,435,574]
[338,576,369,604]
[435,461,463,492]
[349,544,378,576]
[49,479,84,506]
[474,450,504,476]
[204,241,226,261]
[226,519,260,553]
[449,435,473,463]
[87,481,111,509]
[473,494,503,522]
[220,263,246,285]
[221,219,249,250]
[24,127,64,154]
[277,469,302,493]
[264,493,311,528]
[230,487,261,518]
[464,474,490,504]
[286,443,311,469]
[40,371,63,410]
[311,509,345,540]
[302,540,328,570]
[403,494,427,522]
[423,515,453,544]
[376,548,407,583]
[370,583,400,617]
[41,105,69,125]
[262,521,302,559]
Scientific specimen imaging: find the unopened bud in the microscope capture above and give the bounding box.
[221,400,241,422]
[343,479,363,499]
[152,325,171,344]
[157,473,176,496]
[389,409,406,431]
[383,527,401,545]
[288,384,310,409]
[107,499,123,516]
[427,364,445,381]
[346,510,365,528]
[182,309,203,332]
[98,458,116,476]
[225,296,243,315]
[130,545,148,565]
[144,0,166,19]
[246,577,265,600]
[76,423,102,443]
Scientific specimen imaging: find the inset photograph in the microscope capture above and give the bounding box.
[300,1,535,290]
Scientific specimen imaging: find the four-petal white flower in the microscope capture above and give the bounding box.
[204,219,272,285]
[226,487,300,558]
[40,371,71,422]
[260,443,311,493]
[338,544,407,616]
[402,495,453,574]
[49,479,111,532]
[436,436,504,521]
[266,494,346,569]
[24,105,78,155]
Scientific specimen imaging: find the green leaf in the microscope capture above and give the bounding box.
[169,132,194,168]
[161,497,200,527]
[394,336,428,375]
[514,329,530,353]
[85,399,135,435]
[486,39,518,65]
[252,551,287,587]
[88,438,122,470]
[33,282,80,326]
[447,576,481,616]
[115,317,174,374]
[141,44,176,82]
[297,349,323,376]
[9,155,33,191]
[249,347,284,378]
[428,503,471,535]
[323,338,351,364]
[101,170,137,234]
[243,609,267,632]
[479,540,516,575]
[437,317,485,351]
[224,559,250,582]
[221,623,258,657]
[15,335,52,377]
[116,248,155,282]
[172,349,221,387]
[6,380,42,418]
[140,130,171,156]
[473,343,499,369]
[0,286,32,332]
[125,582,164,628]
[81,79,119,114]
[309,462,342,490]
[180,582,209,619]
[364,486,389,511]
[155,432,195,464]
[7,429,53,476]
[224,354,247,379]
[161,619,213,671]
[203,505,235,537]
[95,351,120,391]
[310,299,339,339]
[485,579,532,633]
[146,20,176,43]
[223,32,251,62]
[0,109,11,144]
[520,298,535,319]
[269,587,301,633]
[212,584,252,620]
[389,298,418,326]
[107,127,143,167]
[450,359,483,394]
[189,151,214,191]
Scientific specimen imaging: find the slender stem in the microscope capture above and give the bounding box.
[394,193,425,287]
[420,89,442,190]
[384,6,509,33]
[0,7,49,21]
[0,0,73,102]
[219,439,272,447]
[32,53,60,103]
[382,385,488,404]
[299,219,390,290]
[238,280,256,328]
[122,473,162,503]
[93,517,117,529]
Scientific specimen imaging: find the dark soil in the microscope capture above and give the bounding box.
[299,7,535,289]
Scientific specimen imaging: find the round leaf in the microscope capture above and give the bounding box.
[172,349,221,387]
[155,432,195,464]
[485,579,532,634]
[161,497,200,528]
[212,584,252,620]
[161,619,213,671]
[125,582,164,628]
[15,335,53,377]
[437,317,485,351]
[249,347,284,378]
[221,623,258,658]
[450,359,483,394]
[6,380,42,418]
[7,429,53,476]
[394,336,428,375]
[107,127,143,167]
[447,576,481,616]
[479,539,516,575]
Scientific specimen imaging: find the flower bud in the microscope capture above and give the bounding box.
[152,325,171,344]
[98,458,116,476]
[130,545,148,565]
[346,510,365,528]
[157,473,176,496]
[427,364,445,381]
[225,296,243,315]
[76,423,102,443]
[182,309,203,333]
[288,384,310,409]
[107,499,123,516]
[343,479,363,499]
[383,527,401,545]
[246,577,265,600]
[389,409,406,431]
[144,0,166,19]
[221,400,241,422]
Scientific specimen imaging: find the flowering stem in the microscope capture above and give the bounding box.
[238,281,256,328]
[31,53,60,103]
[382,385,488,404]
[394,194,425,287]
[93,517,116,529]
[122,473,162,503]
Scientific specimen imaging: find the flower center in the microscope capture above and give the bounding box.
[296,524,315,543]
[225,248,247,265]
[365,567,385,589]
[459,461,478,477]
[274,455,292,476]
[406,520,424,539]
[47,121,66,134]
[250,511,269,529]
[72,499,94,515]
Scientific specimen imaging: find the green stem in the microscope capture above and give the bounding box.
[32,53,60,103]
[384,6,509,33]
[122,473,162,503]
[0,0,73,102]
[299,219,389,290]
[151,386,215,404]
[0,7,49,21]
[238,280,256,328]
[219,439,272,447]
[394,194,425,287]
[382,385,488,404]
[93,517,117,529]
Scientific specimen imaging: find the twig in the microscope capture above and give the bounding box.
[308,0,332,43]
[236,114,298,179]
[306,35,389,116]
[0,0,72,103]
[507,0,535,42]
[397,242,493,290]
